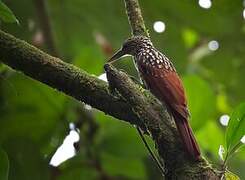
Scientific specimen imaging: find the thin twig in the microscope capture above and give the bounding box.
[136,127,165,177]
[124,0,149,37]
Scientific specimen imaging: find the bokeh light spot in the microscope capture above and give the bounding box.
[241,135,245,144]
[219,114,230,126]
[208,40,219,51]
[198,0,212,9]
[153,21,166,33]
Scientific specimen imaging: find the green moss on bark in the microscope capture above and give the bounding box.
[0,30,139,125]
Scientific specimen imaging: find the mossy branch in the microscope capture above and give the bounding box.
[124,0,149,37]
[0,30,144,128]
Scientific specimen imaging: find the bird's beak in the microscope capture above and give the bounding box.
[108,49,126,63]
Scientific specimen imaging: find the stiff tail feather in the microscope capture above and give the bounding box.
[174,115,201,160]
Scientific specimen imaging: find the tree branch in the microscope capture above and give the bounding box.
[124,0,149,37]
[0,30,145,128]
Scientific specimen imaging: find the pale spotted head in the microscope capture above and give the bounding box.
[108,36,153,62]
[121,36,153,55]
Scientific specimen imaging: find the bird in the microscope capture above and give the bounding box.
[108,35,201,160]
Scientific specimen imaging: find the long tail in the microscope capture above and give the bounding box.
[174,114,201,160]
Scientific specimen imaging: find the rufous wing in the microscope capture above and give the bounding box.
[138,63,189,120]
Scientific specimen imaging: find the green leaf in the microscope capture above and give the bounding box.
[0,148,9,180]
[225,103,245,154]
[183,75,215,130]
[225,170,240,180]
[0,1,19,24]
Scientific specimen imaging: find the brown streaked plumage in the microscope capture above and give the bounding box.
[109,36,201,160]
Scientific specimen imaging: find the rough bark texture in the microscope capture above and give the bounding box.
[0,0,223,178]
[0,30,145,128]
[124,0,149,37]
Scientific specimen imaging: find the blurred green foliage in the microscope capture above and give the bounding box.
[0,1,19,24]
[183,75,215,130]
[0,0,244,179]
[0,148,9,180]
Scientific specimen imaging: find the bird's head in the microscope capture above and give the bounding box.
[108,36,152,63]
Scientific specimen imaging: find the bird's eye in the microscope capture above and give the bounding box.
[123,44,129,50]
